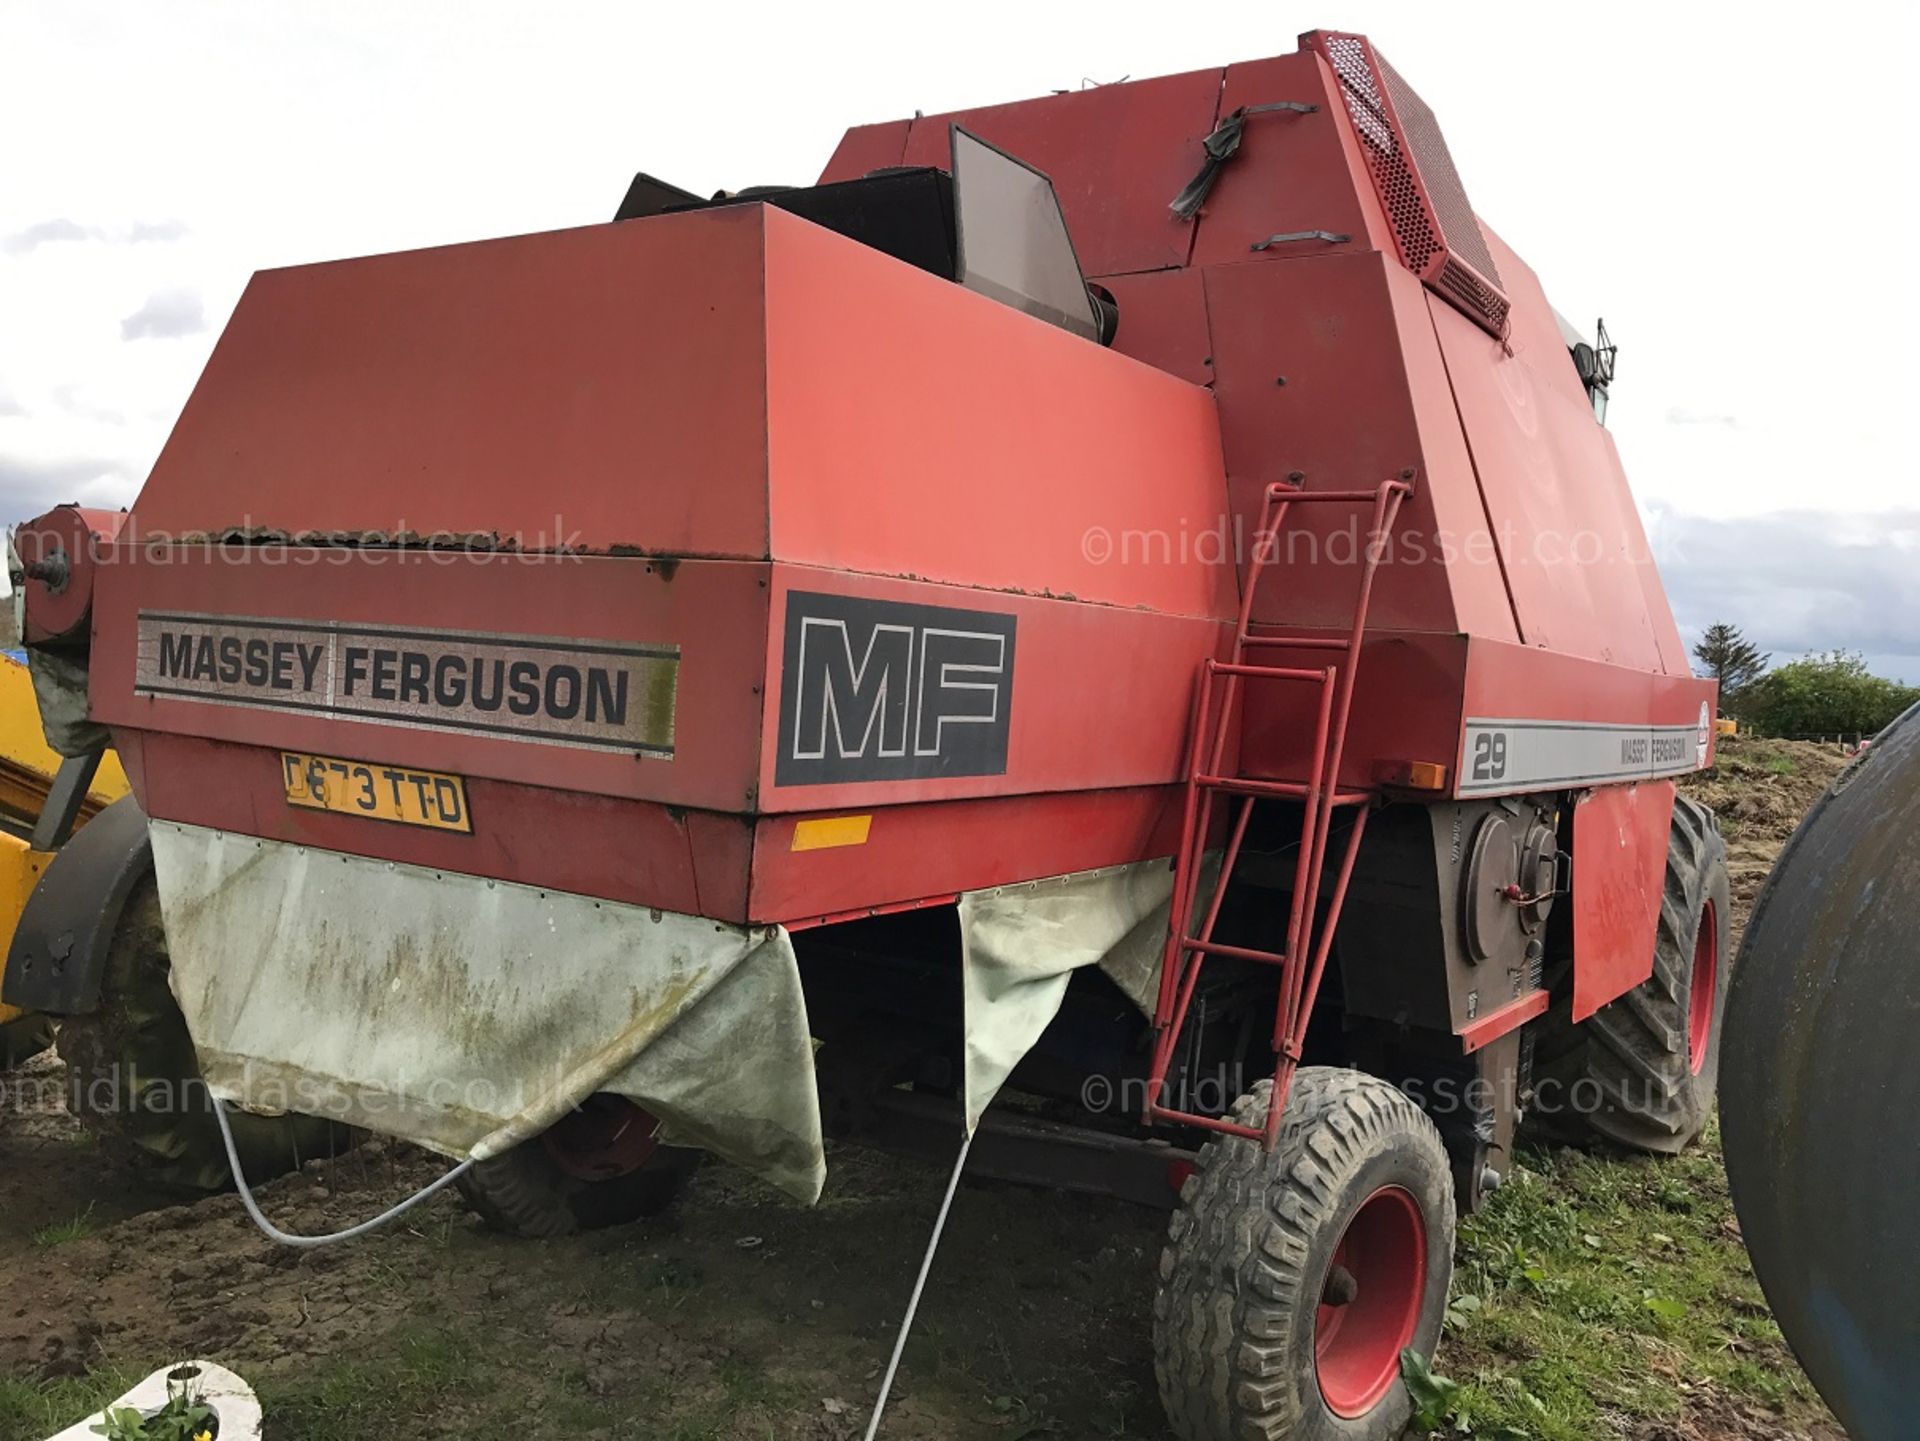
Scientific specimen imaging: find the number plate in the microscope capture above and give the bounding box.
[281,752,472,833]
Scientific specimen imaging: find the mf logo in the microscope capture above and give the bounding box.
[776,591,1016,786]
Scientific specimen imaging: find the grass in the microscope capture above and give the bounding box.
[0,1368,135,1441]
[1423,1120,1824,1439]
[29,1206,94,1250]
[0,1279,819,1441]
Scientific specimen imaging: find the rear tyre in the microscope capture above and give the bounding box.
[54,880,357,1190]
[1153,1067,1456,1441]
[1533,795,1730,1154]
[456,1095,699,1239]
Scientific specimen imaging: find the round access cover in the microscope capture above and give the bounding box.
[1462,814,1518,965]
[1517,822,1558,933]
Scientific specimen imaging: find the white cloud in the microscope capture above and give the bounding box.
[1,216,188,253]
[1,217,93,254]
[120,288,205,341]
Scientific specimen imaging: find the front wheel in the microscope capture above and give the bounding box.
[457,1094,699,1238]
[1153,1067,1456,1441]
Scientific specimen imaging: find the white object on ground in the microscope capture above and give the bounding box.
[48,1360,262,1441]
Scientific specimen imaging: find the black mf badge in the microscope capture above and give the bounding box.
[776,591,1016,786]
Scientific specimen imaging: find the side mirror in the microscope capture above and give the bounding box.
[1570,342,1599,386]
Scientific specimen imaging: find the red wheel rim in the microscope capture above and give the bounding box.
[1687,899,1718,1076]
[540,1094,662,1182]
[1314,1185,1427,1419]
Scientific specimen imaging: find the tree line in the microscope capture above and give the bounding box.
[1693,623,1919,737]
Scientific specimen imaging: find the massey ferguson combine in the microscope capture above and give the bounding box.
[7,30,1726,1440]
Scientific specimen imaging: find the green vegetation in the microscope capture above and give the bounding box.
[1414,1123,1824,1440]
[1692,622,1769,706]
[0,1370,134,1441]
[1694,622,1917,738]
[29,1206,94,1249]
[0,1321,812,1441]
[91,1373,214,1441]
[1740,650,1918,738]
[262,1322,809,1441]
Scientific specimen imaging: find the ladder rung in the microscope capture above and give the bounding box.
[1207,661,1328,681]
[1194,775,1372,805]
[1237,635,1351,651]
[1144,1101,1266,1142]
[1265,484,1403,504]
[1180,937,1288,965]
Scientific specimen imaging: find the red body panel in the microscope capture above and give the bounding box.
[1426,279,1677,671]
[129,729,738,918]
[1099,269,1214,387]
[751,787,1184,927]
[1571,781,1677,1021]
[42,33,1716,1032]
[1187,52,1388,268]
[129,209,775,558]
[1201,253,1512,639]
[92,549,772,813]
[818,120,911,183]
[833,42,1711,1024]
[85,204,1233,926]
[761,208,1231,619]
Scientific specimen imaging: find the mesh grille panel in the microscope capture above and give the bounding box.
[1377,55,1500,285]
[1313,32,1509,337]
[1322,35,1441,274]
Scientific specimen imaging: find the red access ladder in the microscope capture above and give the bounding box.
[1145,476,1412,1148]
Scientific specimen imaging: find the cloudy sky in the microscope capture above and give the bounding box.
[3,2,1916,678]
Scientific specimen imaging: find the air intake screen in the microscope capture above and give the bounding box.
[1306,31,1510,338]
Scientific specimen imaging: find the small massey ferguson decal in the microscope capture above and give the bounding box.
[134,611,678,754]
[775,591,1015,786]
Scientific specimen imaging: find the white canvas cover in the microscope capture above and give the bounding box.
[957,858,1188,1133]
[149,820,825,1202]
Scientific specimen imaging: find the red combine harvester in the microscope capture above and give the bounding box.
[8,30,1726,1440]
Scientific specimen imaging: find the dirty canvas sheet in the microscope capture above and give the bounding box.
[149,820,825,1201]
[958,857,1190,1133]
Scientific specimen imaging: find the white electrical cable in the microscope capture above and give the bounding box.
[211,1097,476,1249]
[863,1129,975,1441]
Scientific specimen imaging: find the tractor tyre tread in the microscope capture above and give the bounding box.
[54,879,357,1191]
[457,1140,699,1239]
[1530,794,1730,1154]
[1153,1067,1456,1441]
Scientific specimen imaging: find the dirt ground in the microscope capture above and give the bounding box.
[1679,736,1852,947]
[0,738,1854,1440]
[0,1088,1173,1439]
